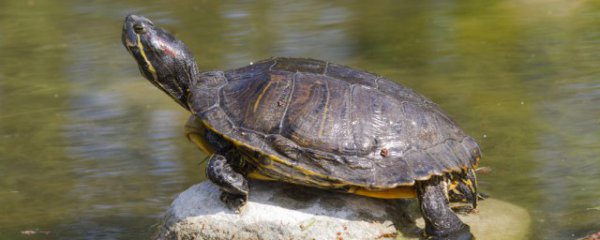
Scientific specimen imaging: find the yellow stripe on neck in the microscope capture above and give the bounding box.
[136,34,158,82]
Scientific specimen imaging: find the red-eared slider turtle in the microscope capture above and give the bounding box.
[122,15,481,239]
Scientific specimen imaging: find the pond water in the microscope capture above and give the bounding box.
[0,0,598,239]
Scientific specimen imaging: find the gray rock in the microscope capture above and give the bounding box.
[156,181,530,240]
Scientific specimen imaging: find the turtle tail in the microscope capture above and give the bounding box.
[448,168,481,209]
[463,168,478,208]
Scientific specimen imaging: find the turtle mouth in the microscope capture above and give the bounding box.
[122,36,137,51]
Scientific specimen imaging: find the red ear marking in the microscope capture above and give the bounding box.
[160,43,177,57]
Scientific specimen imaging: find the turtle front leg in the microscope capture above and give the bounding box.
[416,176,473,240]
[206,153,249,213]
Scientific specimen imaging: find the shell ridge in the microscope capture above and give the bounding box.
[277,72,297,134]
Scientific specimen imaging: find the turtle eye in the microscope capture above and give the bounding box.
[133,23,146,34]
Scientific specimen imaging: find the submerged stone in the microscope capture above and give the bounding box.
[156,181,530,240]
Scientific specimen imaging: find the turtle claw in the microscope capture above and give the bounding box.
[220,191,247,213]
[452,205,479,215]
[207,153,250,213]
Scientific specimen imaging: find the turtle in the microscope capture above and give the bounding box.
[122,14,481,239]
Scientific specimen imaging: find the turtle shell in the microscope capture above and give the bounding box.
[189,57,480,190]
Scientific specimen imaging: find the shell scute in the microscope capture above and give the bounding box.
[193,58,480,188]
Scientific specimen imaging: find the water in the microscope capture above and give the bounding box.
[0,1,598,239]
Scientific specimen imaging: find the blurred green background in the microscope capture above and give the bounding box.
[0,0,598,239]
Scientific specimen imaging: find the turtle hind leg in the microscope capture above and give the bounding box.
[206,153,249,213]
[416,176,473,240]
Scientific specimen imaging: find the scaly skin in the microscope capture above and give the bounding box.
[417,176,473,239]
[206,154,248,213]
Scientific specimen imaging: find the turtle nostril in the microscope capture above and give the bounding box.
[133,23,146,34]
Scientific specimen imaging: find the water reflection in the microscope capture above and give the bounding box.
[220,1,353,66]
[534,79,600,237]
[63,87,189,237]
[0,0,598,239]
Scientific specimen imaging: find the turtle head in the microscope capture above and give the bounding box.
[122,14,198,110]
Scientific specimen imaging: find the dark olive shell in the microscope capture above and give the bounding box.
[189,57,480,189]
